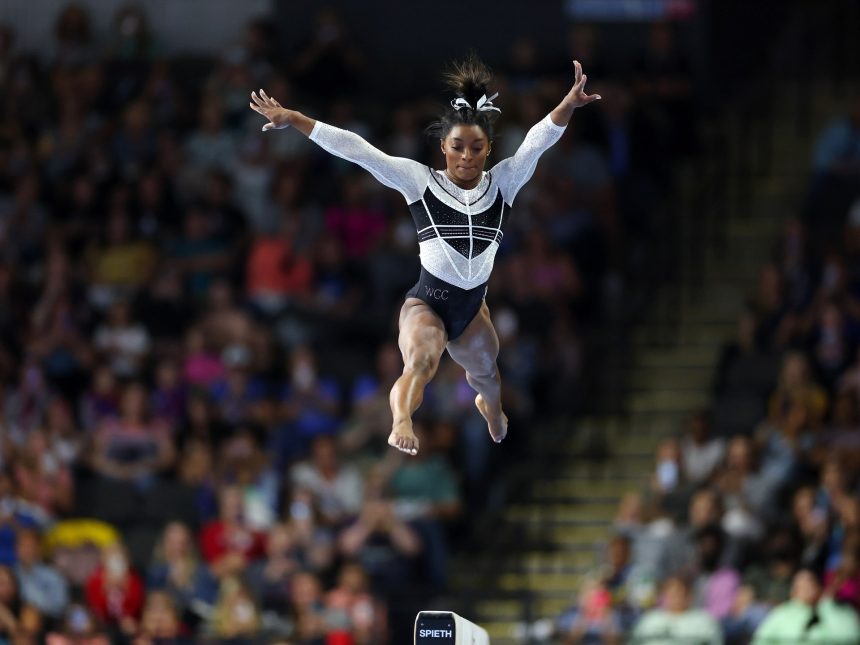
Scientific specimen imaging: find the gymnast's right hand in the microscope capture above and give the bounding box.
[250,89,291,131]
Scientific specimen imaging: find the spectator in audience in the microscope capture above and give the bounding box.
[338,480,423,597]
[199,280,254,350]
[826,494,860,573]
[150,357,186,429]
[245,208,314,316]
[806,98,860,242]
[754,399,815,495]
[218,426,279,531]
[811,97,860,177]
[323,172,387,261]
[817,457,853,520]
[92,300,151,379]
[837,347,860,403]
[288,570,332,643]
[325,561,387,644]
[176,439,219,524]
[791,485,831,571]
[688,525,740,621]
[713,436,770,540]
[135,591,190,645]
[0,564,27,643]
[282,490,337,574]
[768,351,829,428]
[199,484,265,579]
[14,527,69,620]
[290,435,364,528]
[278,344,341,446]
[650,437,685,514]
[680,412,725,486]
[186,95,234,164]
[309,233,366,322]
[825,533,860,612]
[45,603,109,645]
[631,575,722,645]
[208,343,268,426]
[557,576,622,645]
[85,542,145,638]
[85,208,157,310]
[811,301,853,389]
[207,576,259,641]
[88,381,175,488]
[79,364,121,433]
[39,398,82,468]
[11,428,75,518]
[146,522,218,621]
[181,327,225,391]
[168,205,235,301]
[628,498,689,586]
[3,361,51,442]
[743,528,801,607]
[245,522,300,612]
[753,568,860,644]
[605,533,653,629]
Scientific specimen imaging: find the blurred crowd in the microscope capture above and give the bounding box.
[0,2,697,644]
[550,99,860,643]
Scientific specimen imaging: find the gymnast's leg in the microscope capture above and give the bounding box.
[446,302,508,443]
[388,298,448,455]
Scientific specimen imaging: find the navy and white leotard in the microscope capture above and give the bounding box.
[309,114,565,339]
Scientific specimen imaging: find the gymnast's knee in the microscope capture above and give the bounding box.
[405,353,439,379]
[467,362,498,383]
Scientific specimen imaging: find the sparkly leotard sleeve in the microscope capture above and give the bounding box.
[309,122,428,203]
[491,114,567,205]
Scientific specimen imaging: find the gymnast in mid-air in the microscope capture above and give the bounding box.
[251,55,599,456]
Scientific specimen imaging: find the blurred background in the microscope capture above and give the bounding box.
[0,0,859,643]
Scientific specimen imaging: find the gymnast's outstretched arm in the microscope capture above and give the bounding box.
[550,59,601,127]
[250,90,426,203]
[492,59,601,205]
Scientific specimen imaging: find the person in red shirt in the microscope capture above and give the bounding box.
[199,484,266,579]
[85,542,144,637]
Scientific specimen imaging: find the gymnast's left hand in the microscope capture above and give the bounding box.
[250,89,292,131]
[563,60,601,109]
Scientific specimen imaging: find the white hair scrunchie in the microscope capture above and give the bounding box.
[450,92,500,114]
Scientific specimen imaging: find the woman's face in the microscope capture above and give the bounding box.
[662,578,690,613]
[782,353,807,387]
[791,570,821,605]
[793,488,815,521]
[291,572,321,607]
[163,523,190,559]
[120,383,147,420]
[441,124,491,187]
[727,437,752,471]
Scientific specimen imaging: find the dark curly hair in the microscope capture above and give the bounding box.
[426,52,501,142]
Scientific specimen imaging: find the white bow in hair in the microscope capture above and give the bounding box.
[450,92,501,114]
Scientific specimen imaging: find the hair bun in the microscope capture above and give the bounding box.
[425,52,500,141]
[443,52,493,105]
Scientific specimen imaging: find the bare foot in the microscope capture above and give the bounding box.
[475,394,508,443]
[388,419,419,455]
